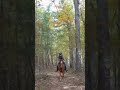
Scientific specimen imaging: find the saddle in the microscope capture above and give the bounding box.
[56,60,67,72]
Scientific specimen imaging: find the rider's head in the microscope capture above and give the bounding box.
[59,53,62,56]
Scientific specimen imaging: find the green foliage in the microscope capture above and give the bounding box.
[35,0,85,64]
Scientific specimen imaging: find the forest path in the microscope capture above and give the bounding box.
[35,67,85,90]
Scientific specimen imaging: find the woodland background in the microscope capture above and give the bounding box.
[0,0,120,90]
[35,0,85,73]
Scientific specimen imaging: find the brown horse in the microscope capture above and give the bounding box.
[57,60,65,80]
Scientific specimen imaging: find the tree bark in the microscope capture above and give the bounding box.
[85,0,98,90]
[73,0,81,71]
[96,0,111,90]
[68,23,74,69]
[116,1,120,89]
[0,0,35,90]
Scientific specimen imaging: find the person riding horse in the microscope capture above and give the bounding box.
[56,53,67,72]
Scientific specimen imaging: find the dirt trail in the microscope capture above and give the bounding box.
[35,68,85,90]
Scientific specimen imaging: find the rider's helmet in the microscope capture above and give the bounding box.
[59,53,64,61]
[59,52,62,56]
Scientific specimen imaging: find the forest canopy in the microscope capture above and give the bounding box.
[35,0,85,71]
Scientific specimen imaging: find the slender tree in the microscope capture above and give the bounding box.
[73,0,81,71]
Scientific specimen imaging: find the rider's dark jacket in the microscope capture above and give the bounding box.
[56,55,67,71]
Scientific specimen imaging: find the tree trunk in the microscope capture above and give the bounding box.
[96,0,111,90]
[68,23,74,69]
[85,0,98,90]
[50,50,53,65]
[73,0,81,71]
[70,48,74,68]
[0,0,35,90]
[116,1,120,89]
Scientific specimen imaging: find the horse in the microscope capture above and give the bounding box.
[57,60,65,81]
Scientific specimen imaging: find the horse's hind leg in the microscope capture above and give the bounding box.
[61,73,64,79]
[59,72,62,81]
[60,77,61,81]
[63,73,64,77]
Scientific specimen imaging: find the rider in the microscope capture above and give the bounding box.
[56,53,67,72]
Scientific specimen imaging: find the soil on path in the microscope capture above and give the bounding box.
[35,68,85,90]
